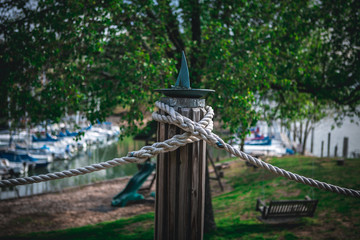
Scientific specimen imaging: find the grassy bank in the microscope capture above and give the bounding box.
[3,156,360,240]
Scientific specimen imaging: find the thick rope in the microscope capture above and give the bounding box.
[0,134,193,187]
[1,101,359,199]
[152,101,360,198]
[0,107,213,187]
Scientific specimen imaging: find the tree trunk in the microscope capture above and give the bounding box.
[299,121,303,145]
[293,123,297,142]
[239,133,246,152]
[310,127,314,153]
[190,0,202,88]
[204,160,216,233]
[301,120,311,155]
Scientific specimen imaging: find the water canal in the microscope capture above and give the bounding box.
[0,137,230,200]
[0,138,144,200]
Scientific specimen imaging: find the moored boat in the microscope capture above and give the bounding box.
[0,149,50,169]
[0,158,28,179]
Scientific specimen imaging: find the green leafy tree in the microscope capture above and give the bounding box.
[1,0,359,232]
[2,0,359,132]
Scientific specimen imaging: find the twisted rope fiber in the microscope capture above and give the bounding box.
[0,106,214,188]
[0,134,192,187]
[1,101,360,199]
[152,101,360,198]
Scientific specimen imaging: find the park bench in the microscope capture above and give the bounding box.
[256,196,318,223]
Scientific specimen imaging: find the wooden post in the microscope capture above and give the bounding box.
[343,137,349,159]
[310,127,314,153]
[155,97,206,240]
[321,141,324,158]
[327,133,331,157]
[334,145,338,157]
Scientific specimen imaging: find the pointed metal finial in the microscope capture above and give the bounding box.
[155,51,214,98]
[174,51,190,89]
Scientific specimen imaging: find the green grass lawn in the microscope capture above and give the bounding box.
[3,156,360,240]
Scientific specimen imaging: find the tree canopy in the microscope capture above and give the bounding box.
[1,0,359,136]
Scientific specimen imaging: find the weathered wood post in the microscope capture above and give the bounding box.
[321,141,324,158]
[327,133,331,157]
[155,52,214,240]
[343,137,349,159]
[334,145,338,157]
[310,127,314,153]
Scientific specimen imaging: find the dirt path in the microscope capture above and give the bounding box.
[0,161,232,237]
[0,176,156,236]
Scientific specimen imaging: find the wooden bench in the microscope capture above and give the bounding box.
[256,197,318,223]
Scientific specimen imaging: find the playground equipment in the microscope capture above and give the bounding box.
[111,161,156,207]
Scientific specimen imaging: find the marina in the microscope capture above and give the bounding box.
[0,121,146,200]
[0,138,143,200]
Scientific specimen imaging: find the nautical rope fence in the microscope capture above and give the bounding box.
[1,101,360,199]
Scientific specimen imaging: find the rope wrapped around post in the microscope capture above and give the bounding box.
[0,103,213,187]
[0,101,359,199]
[152,101,360,198]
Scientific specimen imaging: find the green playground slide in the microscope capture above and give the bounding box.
[111,161,156,207]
